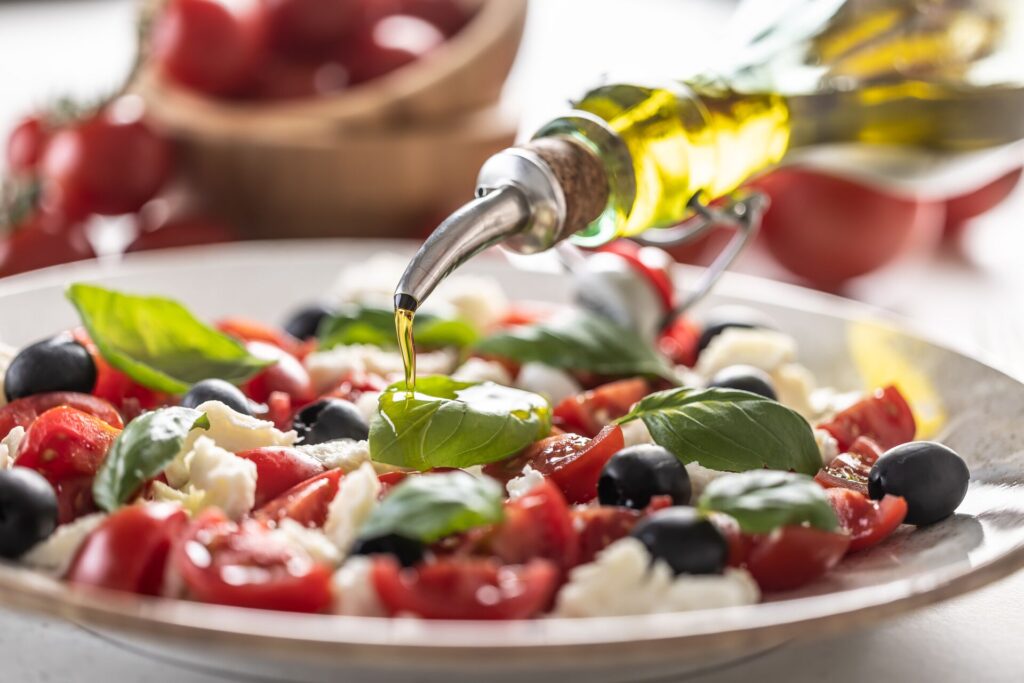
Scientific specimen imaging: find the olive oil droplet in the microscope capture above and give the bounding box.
[395,307,416,393]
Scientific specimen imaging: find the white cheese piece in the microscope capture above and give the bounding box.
[772,362,818,418]
[298,439,371,472]
[451,358,513,386]
[553,537,759,617]
[184,436,257,520]
[148,481,208,515]
[814,428,840,465]
[271,518,342,567]
[324,462,381,554]
[685,461,728,499]
[620,420,655,448]
[0,426,26,469]
[305,344,456,393]
[354,391,381,424]
[22,513,107,577]
[432,275,509,330]
[515,363,581,405]
[696,328,798,378]
[811,387,863,421]
[506,465,545,500]
[332,556,386,617]
[0,342,14,408]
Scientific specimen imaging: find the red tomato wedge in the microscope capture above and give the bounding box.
[484,425,625,504]
[253,468,343,528]
[66,503,188,594]
[818,385,916,452]
[826,488,907,552]
[174,509,332,613]
[553,379,648,437]
[484,479,578,572]
[371,557,558,620]
[814,435,883,495]
[236,447,325,508]
[744,526,850,592]
[0,392,122,435]
[571,505,642,565]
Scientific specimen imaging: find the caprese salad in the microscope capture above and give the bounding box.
[0,250,970,619]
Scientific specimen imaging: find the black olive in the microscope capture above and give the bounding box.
[0,468,59,559]
[350,533,425,568]
[293,398,368,444]
[630,507,727,575]
[697,305,774,352]
[708,365,777,400]
[181,378,252,415]
[283,303,334,340]
[868,441,970,525]
[4,336,96,402]
[598,445,691,509]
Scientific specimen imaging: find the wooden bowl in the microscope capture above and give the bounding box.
[134,0,528,138]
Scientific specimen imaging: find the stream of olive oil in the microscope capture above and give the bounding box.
[395,307,416,392]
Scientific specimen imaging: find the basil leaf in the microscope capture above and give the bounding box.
[93,407,210,512]
[67,283,271,393]
[615,387,821,475]
[359,472,504,543]
[474,311,677,381]
[697,470,839,534]
[369,376,550,470]
[318,306,478,350]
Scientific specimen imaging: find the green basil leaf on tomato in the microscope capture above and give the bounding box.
[67,283,272,393]
[92,406,210,512]
[359,472,504,543]
[615,387,821,475]
[369,376,551,470]
[474,311,678,382]
[697,470,839,534]
[317,305,478,350]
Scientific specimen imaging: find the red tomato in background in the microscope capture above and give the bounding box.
[744,525,850,592]
[814,435,883,495]
[66,503,188,594]
[372,557,558,620]
[818,385,916,452]
[0,213,95,278]
[236,446,325,508]
[376,0,474,37]
[943,167,1023,237]
[826,488,907,552]
[322,371,387,404]
[5,114,49,174]
[0,392,122,436]
[658,316,700,367]
[175,509,332,612]
[338,14,444,85]
[39,102,173,219]
[263,0,361,56]
[571,505,641,565]
[254,468,344,528]
[126,213,239,253]
[753,168,944,289]
[247,57,350,100]
[73,329,169,417]
[484,425,624,504]
[152,0,268,96]
[553,379,648,437]
[217,319,306,359]
[483,479,578,572]
[14,406,121,523]
[598,241,676,310]
[241,341,315,404]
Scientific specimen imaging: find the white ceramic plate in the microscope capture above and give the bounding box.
[0,240,1022,683]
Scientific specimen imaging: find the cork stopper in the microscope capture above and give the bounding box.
[521,137,609,240]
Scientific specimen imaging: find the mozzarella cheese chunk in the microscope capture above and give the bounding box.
[148,481,208,515]
[298,439,371,472]
[332,556,386,617]
[0,426,25,469]
[620,420,655,448]
[324,462,381,554]
[506,465,545,500]
[183,436,258,520]
[452,358,513,386]
[22,513,107,576]
[354,391,381,424]
[0,342,14,408]
[772,362,818,418]
[553,538,759,617]
[696,328,798,378]
[432,275,509,330]
[515,363,581,405]
[271,518,342,567]
[685,461,728,499]
[814,428,840,465]
[305,344,456,393]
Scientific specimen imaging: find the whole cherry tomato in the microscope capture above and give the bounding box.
[66,503,188,594]
[151,0,268,96]
[5,115,49,174]
[943,167,1023,237]
[377,0,473,37]
[263,0,361,56]
[338,14,444,85]
[753,168,944,289]
[39,102,173,218]
[0,212,95,279]
[247,57,349,100]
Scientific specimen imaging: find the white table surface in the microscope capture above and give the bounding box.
[1,1,1023,681]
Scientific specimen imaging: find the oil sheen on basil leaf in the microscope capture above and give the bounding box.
[474,310,677,382]
[67,283,271,394]
[369,376,551,470]
[615,387,821,475]
[317,305,478,350]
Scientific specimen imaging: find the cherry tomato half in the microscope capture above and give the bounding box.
[744,525,850,592]
[483,479,578,573]
[571,505,642,565]
[814,435,883,495]
[553,378,648,437]
[818,385,916,452]
[826,488,907,553]
[241,341,315,405]
[372,557,558,620]
[236,446,325,508]
[254,468,344,528]
[0,392,122,436]
[66,503,188,594]
[175,509,332,612]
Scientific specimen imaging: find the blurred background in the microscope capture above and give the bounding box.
[0,0,1022,353]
